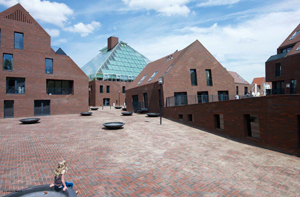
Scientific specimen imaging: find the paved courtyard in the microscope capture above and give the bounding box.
[1,108,300,197]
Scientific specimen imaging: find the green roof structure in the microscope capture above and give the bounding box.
[81,40,150,81]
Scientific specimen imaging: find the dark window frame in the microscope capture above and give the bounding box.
[106,86,110,93]
[275,63,281,77]
[46,79,73,95]
[122,86,125,94]
[218,91,229,101]
[45,58,53,74]
[190,69,197,86]
[236,86,239,95]
[3,53,13,71]
[100,85,103,93]
[14,32,24,49]
[205,69,213,86]
[6,77,25,94]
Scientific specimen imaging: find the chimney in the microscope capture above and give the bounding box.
[107,36,119,51]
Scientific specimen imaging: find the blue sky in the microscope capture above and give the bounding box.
[0,0,300,83]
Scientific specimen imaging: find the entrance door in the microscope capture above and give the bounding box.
[132,95,140,112]
[34,100,50,116]
[4,100,14,118]
[103,98,110,106]
[197,91,209,103]
[143,93,148,108]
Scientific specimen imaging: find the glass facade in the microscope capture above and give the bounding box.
[45,59,53,74]
[81,42,150,82]
[3,54,13,71]
[14,32,23,49]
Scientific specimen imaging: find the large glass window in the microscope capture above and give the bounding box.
[205,69,213,86]
[197,91,209,103]
[3,54,13,71]
[174,92,187,106]
[106,86,110,93]
[14,32,23,49]
[190,69,197,86]
[275,63,281,77]
[45,59,53,74]
[6,77,25,94]
[290,79,297,94]
[47,80,73,95]
[218,91,229,101]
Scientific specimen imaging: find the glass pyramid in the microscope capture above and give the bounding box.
[81,41,150,81]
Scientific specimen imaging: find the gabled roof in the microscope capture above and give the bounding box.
[279,23,300,49]
[228,71,249,85]
[252,77,265,86]
[81,41,150,80]
[128,41,196,89]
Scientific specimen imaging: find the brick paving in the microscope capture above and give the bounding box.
[1,108,300,197]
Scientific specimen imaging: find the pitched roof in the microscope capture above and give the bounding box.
[128,40,197,89]
[81,41,150,80]
[279,23,300,49]
[252,77,265,85]
[228,71,249,85]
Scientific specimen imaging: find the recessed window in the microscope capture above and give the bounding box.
[290,79,297,94]
[215,114,224,129]
[144,93,148,108]
[100,85,103,93]
[47,80,73,95]
[244,87,248,95]
[148,71,158,82]
[6,77,25,94]
[14,32,23,49]
[45,58,53,74]
[122,86,125,93]
[188,114,193,122]
[218,91,229,101]
[190,69,197,86]
[3,54,13,71]
[138,75,147,85]
[289,30,300,40]
[197,91,209,103]
[205,69,213,86]
[179,114,183,120]
[106,86,110,93]
[174,92,187,106]
[245,114,260,139]
[236,86,239,95]
[275,63,281,77]
[281,47,293,53]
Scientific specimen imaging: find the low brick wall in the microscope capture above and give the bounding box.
[163,95,300,156]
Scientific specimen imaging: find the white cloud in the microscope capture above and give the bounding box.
[122,0,191,16]
[197,0,241,7]
[64,21,101,37]
[52,38,67,46]
[0,0,74,27]
[45,29,60,37]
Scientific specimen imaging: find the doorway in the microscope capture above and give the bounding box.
[4,100,14,118]
[34,100,50,116]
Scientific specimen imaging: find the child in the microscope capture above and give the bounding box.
[49,160,78,194]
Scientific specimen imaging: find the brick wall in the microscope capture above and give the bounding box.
[163,95,300,156]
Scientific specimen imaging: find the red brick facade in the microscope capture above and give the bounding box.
[163,95,300,156]
[0,4,88,118]
[126,40,235,112]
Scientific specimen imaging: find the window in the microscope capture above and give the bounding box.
[188,114,193,122]
[215,114,224,130]
[245,114,260,139]
[122,86,125,93]
[205,69,213,86]
[174,92,187,106]
[290,79,297,94]
[296,45,300,51]
[144,93,148,108]
[45,59,53,74]
[281,47,293,53]
[14,32,23,49]
[47,80,73,95]
[218,91,229,101]
[148,71,158,82]
[236,86,239,95]
[289,30,300,40]
[190,69,197,86]
[197,91,209,103]
[244,87,248,95]
[3,54,13,71]
[275,63,281,77]
[6,77,25,94]
[179,114,183,120]
[138,75,147,85]
[106,86,110,93]
[100,85,103,93]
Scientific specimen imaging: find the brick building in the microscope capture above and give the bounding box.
[266,23,300,94]
[126,40,235,113]
[228,71,250,96]
[0,4,88,118]
[251,77,271,96]
[81,37,150,107]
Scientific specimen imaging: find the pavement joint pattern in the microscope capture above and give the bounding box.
[0,108,300,196]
